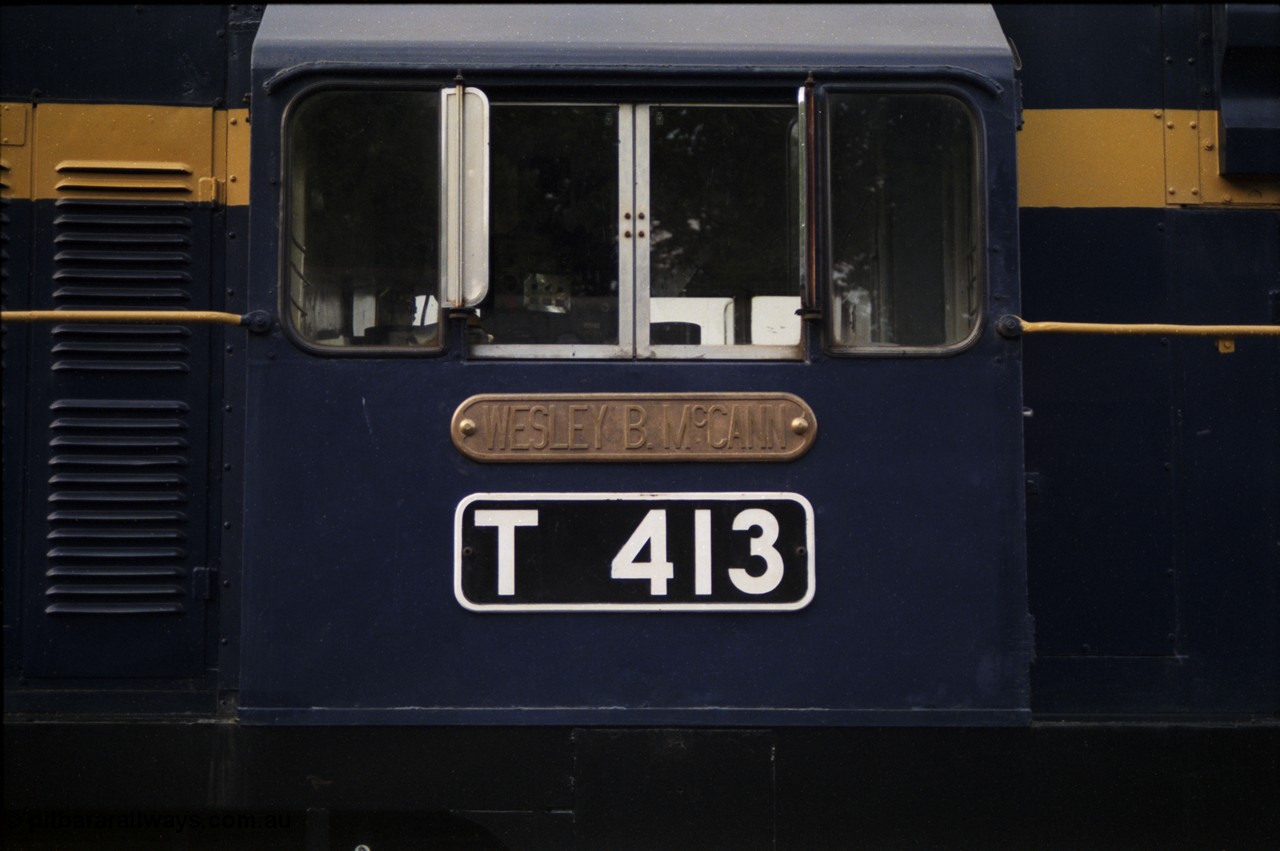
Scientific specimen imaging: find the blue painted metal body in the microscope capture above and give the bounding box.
[237,5,1030,724]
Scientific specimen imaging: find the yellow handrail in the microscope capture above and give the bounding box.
[1,309,248,326]
[996,315,1279,354]
[1014,318,1280,337]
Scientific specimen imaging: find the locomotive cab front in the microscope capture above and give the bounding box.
[237,4,1029,727]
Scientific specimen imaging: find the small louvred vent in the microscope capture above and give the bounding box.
[52,324,192,373]
[45,399,191,615]
[55,159,194,196]
[51,198,195,372]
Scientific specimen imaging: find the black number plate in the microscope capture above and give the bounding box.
[455,492,815,611]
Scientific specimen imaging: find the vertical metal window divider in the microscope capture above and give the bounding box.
[631,105,649,359]
[803,76,817,315]
[797,75,824,358]
[441,78,490,357]
[446,76,470,356]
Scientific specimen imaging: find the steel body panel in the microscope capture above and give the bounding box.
[993,5,1165,110]
[236,355,1027,722]
[253,5,1012,82]
[1002,1,1280,719]
[1021,208,1179,658]
[1025,208,1280,716]
[0,5,230,106]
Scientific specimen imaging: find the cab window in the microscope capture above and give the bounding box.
[283,87,979,356]
[471,100,803,359]
[286,90,442,348]
[827,93,979,351]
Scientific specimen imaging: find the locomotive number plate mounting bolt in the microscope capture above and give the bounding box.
[458,418,477,436]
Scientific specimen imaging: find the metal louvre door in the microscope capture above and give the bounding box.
[238,5,1029,725]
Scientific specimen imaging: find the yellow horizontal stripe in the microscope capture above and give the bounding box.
[1019,108,1280,209]
[1017,109,1164,208]
[0,102,248,205]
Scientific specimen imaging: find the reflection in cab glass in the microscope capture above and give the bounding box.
[287,91,441,348]
[828,94,977,349]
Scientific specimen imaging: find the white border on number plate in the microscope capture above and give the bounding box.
[454,492,816,612]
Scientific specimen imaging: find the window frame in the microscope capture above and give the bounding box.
[277,78,989,360]
[468,98,634,360]
[818,82,987,358]
[471,97,808,362]
[279,79,453,358]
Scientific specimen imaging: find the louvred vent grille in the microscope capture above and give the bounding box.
[54,159,194,196]
[51,198,194,373]
[45,399,191,615]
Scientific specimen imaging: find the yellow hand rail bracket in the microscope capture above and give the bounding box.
[1,309,274,333]
[997,314,1279,354]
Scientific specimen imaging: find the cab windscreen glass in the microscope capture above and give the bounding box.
[287,90,441,347]
[828,93,978,350]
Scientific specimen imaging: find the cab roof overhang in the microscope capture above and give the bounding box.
[252,4,1013,91]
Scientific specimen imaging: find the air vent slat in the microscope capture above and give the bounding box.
[46,603,186,615]
[51,343,190,356]
[46,566,185,578]
[51,361,191,373]
[49,436,189,449]
[54,250,192,264]
[47,510,187,523]
[52,325,191,338]
[55,178,191,194]
[55,233,192,247]
[50,416,186,430]
[47,584,184,597]
[47,527,185,540]
[53,288,191,301]
[50,473,188,484]
[48,492,187,505]
[54,266,192,278]
[49,454,188,467]
[47,546,185,559]
[54,213,191,227]
[51,399,190,412]
[56,160,192,175]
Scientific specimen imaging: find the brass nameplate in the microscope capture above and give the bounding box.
[451,393,817,463]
